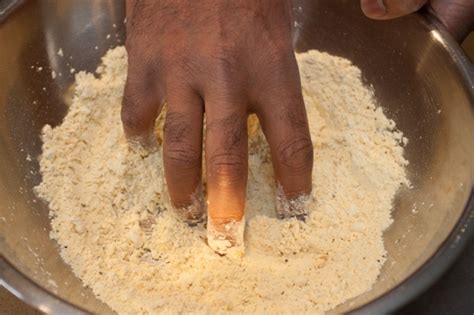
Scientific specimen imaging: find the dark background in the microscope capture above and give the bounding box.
[399,239,474,314]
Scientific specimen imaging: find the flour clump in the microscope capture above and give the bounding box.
[36,47,409,314]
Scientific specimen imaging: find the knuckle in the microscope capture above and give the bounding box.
[164,112,191,143]
[164,145,201,170]
[164,112,201,170]
[208,153,247,186]
[277,137,313,174]
[207,114,246,150]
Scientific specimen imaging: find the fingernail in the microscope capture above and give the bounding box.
[276,184,311,221]
[172,189,205,226]
[207,217,245,258]
[361,0,386,18]
[173,204,205,226]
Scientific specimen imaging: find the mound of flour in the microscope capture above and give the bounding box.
[36,47,409,314]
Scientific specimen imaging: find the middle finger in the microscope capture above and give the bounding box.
[205,94,248,255]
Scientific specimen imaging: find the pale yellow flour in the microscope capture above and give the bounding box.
[35,47,409,314]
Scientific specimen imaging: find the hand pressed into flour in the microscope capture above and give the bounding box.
[361,0,474,41]
[122,0,313,254]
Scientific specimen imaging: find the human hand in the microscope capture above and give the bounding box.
[122,0,313,254]
[361,0,474,41]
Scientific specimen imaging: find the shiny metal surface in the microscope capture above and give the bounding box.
[0,0,473,314]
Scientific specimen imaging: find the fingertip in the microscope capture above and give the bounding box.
[172,196,205,226]
[206,189,246,255]
[207,215,245,257]
[276,183,311,221]
[361,0,387,19]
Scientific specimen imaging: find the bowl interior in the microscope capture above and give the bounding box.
[0,0,473,313]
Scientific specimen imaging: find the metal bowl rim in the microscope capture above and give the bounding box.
[1,10,473,315]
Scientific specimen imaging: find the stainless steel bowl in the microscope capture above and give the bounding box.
[0,0,473,314]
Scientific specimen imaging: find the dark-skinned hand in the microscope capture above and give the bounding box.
[122,0,313,254]
[123,0,473,254]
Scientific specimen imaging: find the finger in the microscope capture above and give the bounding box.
[256,68,313,221]
[429,0,474,42]
[121,62,162,151]
[361,0,428,19]
[205,97,248,255]
[163,86,204,225]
